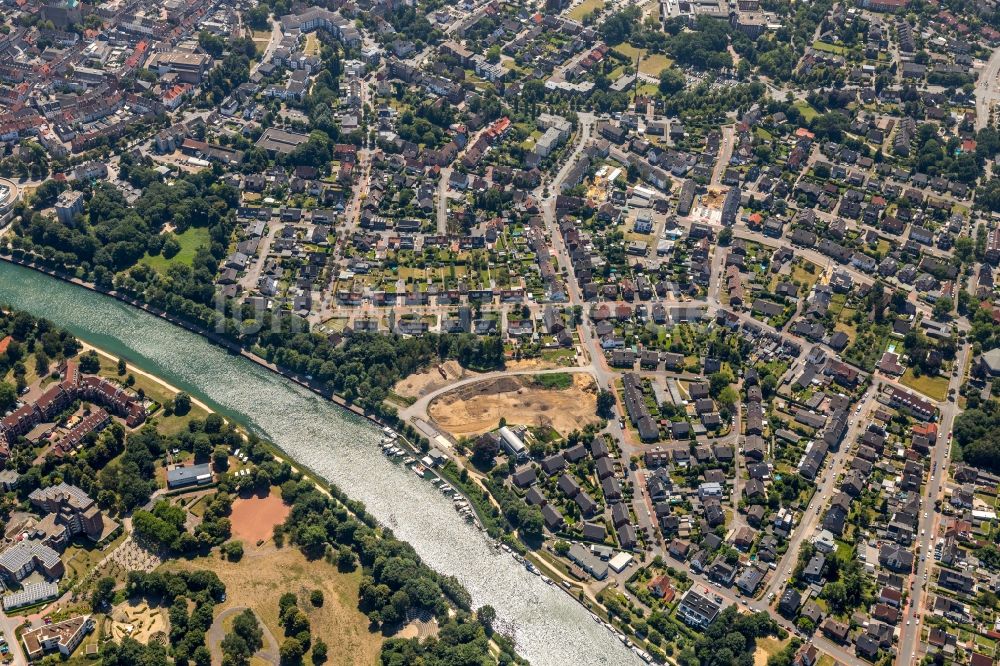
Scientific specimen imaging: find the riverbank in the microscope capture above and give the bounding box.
[80,342,214,415]
[0,255,381,421]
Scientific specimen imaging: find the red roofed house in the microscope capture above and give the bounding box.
[647,575,675,602]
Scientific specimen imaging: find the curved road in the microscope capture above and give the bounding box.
[399,366,596,425]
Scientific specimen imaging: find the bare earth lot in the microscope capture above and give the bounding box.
[428,374,599,438]
[230,493,291,544]
[394,360,477,400]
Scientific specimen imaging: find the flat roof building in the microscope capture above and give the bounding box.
[256,127,310,156]
[166,463,213,490]
[677,589,722,629]
[3,581,59,611]
[148,51,213,83]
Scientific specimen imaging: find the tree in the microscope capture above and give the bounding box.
[91,576,116,611]
[35,352,50,377]
[117,358,127,375]
[279,638,304,665]
[0,382,17,413]
[311,639,328,664]
[222,540,244,561]
[708,371,733,398]
[658,68,685,95]
[310,589,324,607]
[174,392,192,416]
[597,390,616,418]
[220,633,251,666]
[336,545,356,572]
[471,434,499,467]
[101,637,169,666]
[478,605,497,635]
[79,350,101,373]
[600,7,640,45]
[246,5,270,30]
[204,413,224,433]
[162,237,181,259]
[718,386,739,408]
[932,296,953,321]
[719,227,733,246]
[232,609,263,653]
[213,445,230,471]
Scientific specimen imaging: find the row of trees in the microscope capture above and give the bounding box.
[272,470,525,664]
[273,592,328,665]
[259,330,503,415]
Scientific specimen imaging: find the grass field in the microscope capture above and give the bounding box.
[141,226,211,274]
[614,44,674,77]
[900,368,949,401]
[4,352,45,387]
[304,32,320,56]
[753,635,789,666]
[790,260,820,288]
[165,546,383,666]
[541,348,578,366]
[834,320,858,345]
[533,373,574,390]
[794,100,819,122]
[567,0,603,21]
[638,53,672,77]
[252,30,271,52]
[812,40,848,55]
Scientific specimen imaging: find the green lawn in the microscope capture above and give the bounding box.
[304,32,320,56]
[533,373,573,390]
[613,44,674,77]
[899,368,949,402]
[141,226,211,274]
[835,320,858,345]
[812,40,848,55]
[638,53,673,77]
[567,0,604,21]
[794,100,819,122]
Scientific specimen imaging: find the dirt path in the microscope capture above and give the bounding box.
[207,606,280,666]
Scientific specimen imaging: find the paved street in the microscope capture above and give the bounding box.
[896,340,973,664]
[975,45,1000,130]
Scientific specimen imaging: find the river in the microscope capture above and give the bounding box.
[0,261,641,666]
